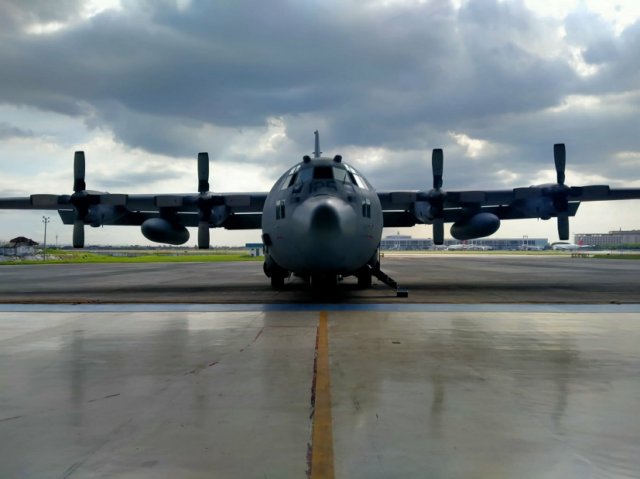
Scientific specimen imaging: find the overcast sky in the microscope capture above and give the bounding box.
[1,0,639,246]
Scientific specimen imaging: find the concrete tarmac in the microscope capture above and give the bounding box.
[1,305,639,478]
[1,256,639,477]
[0,254,639,303]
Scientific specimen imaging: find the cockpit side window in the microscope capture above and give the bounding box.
[332,167,348,183]
[280,165,301,190]
[344,164,368,190]
[299,167,313,183]
[288,172,298,187]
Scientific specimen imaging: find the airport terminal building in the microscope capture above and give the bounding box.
[380,235,433,250]
[575,230,640,247]
[380,235,548,251]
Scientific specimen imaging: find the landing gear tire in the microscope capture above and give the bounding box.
[357,270,372,288]
[264,255,288,290]
[270,275,285,289]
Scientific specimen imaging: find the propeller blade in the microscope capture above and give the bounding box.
[198,152,209,193]
[73,220,85,248]
[432,149,443,190]
[198,221,210,249]
[433,219,444,245]
[554,143,566,185]
[557,213,569,240]
[73,151,86,192]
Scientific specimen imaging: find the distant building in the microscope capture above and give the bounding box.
[380,235,548,251]
[444,238,548,250]
[245,243,264,256]
[1,237,38,257]
[575,230,640,248]
[380,235,433,250]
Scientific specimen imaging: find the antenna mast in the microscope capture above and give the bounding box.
[313,130,322,158]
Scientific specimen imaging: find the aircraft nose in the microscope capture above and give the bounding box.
[289,195,358,271]
[297,195,356,238]
[310,202,340,233]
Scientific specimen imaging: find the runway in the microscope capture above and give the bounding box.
[1,255,639,303]
[1,256,639,477]
[1,304,639,478]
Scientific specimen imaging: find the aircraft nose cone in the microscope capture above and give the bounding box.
[310,202,340,233]
[288,195,359,272]
[298,195,356,238]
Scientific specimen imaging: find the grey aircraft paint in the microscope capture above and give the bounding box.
[261,156,383,277]
[2,132,640,291]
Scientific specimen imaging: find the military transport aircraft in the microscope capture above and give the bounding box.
[1,131,640,294]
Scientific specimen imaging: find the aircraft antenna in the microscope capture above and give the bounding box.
[313,130,322,158]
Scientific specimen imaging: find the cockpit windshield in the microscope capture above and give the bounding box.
[313,166,334,179]
[280,163,369,190]
[311,165,368,189]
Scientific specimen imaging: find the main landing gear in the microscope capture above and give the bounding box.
[264,255,289,290]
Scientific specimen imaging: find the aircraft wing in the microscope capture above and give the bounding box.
[379,186,640,231]
[0,191,267,243]
[377,145,640,243]
[0,151,267,248]
[379,186,640,213]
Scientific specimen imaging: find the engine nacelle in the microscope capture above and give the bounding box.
[141,218,190,245]
[451,212,500,240]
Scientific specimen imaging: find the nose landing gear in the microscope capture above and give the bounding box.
[360,252,408,297]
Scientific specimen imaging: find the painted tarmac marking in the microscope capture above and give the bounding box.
[310,311,335,479]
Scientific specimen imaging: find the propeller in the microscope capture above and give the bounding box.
[71,151,87,248]
[197,152,211,249]
[73,220,85,249]
[66,151,126,247]
[429,149,445,245]
[554,143,565,185]
[552,143,570,240]
[73,151,86,193]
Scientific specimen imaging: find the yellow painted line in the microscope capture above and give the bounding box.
[311,311,335,479]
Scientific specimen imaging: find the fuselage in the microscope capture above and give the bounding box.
[261,156,383,276]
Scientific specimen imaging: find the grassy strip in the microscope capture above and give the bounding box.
[1,252,261,265]
[592,254,640,260]
[382,250,568,255]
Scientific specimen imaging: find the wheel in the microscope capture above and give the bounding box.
[357,270,372,288]
[271,275,285,289]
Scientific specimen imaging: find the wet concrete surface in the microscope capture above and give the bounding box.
[0,255,639,303]
[1,306,639,478]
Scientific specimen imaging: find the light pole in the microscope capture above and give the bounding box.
[42,216,50,261]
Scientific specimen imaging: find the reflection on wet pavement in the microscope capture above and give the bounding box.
[0,307,639,478]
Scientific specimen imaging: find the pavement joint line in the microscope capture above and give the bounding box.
[310,311,335,479]
[1,304,640,313]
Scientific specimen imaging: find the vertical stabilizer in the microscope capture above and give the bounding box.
[313,130,322,158]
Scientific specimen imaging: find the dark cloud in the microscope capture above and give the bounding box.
[0,0,639,190]
[0,0,83,31]
[582,21,640,95]
[97,168,183,190]
[0,122,34,140]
